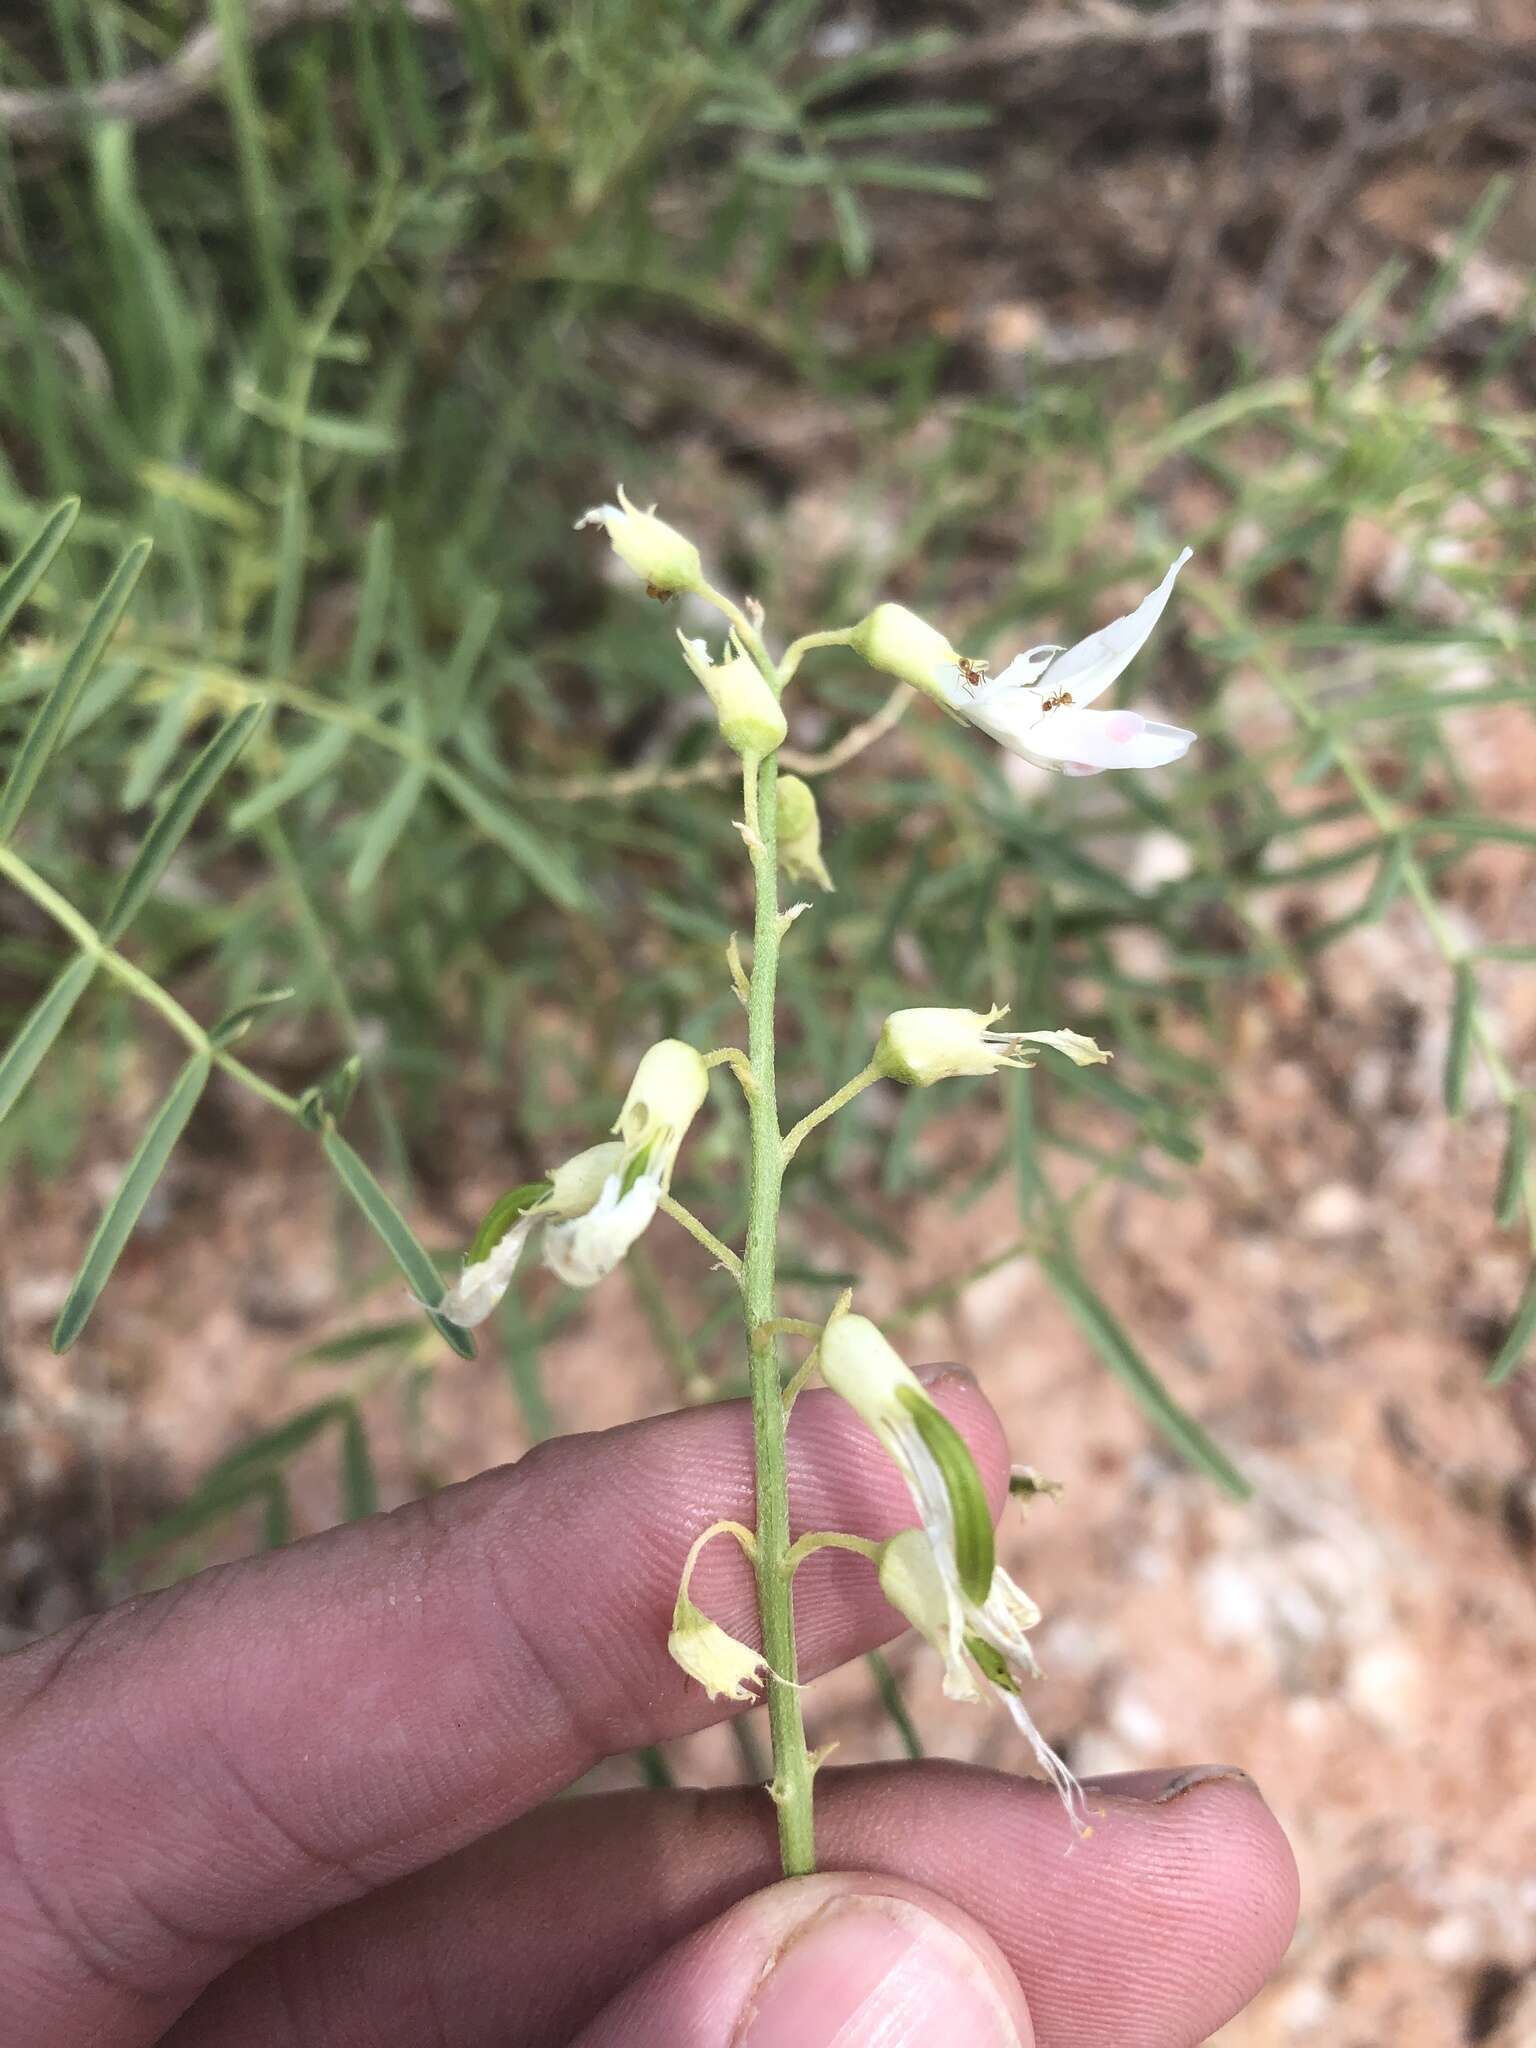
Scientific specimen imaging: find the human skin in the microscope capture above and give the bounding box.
[0,1369,1298,2046]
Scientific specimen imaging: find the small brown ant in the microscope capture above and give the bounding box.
[1040,689,1073,713]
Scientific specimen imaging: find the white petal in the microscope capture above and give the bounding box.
[442,1216,535,1327]
[1041,548,1192,707]
[985,644,1060,694]
[1022,706,1195,773]
[542,1172,660,1288]
[998,1685,1090,1834]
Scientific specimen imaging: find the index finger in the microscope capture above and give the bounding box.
[0,1371,1007,2048]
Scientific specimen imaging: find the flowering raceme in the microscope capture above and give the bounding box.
[939,550,1196,776]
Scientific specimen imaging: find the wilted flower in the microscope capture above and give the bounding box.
[667,1519,766,1703]
[543,1039,709,1289]
[678,632,787,758]
[442,1145,622,1325]
[820,1312,1085,1828]
[874,1005,1108,1088]
[939,550,1196,776]
[777,774,834,892]
[575,484,703,598]
[878,1527,1086,1829]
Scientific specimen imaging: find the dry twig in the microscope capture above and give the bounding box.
[0,0,455,146]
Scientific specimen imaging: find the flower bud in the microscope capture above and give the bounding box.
[667,1596,767,1703]
[776,773,833,891]
[678,633,787,758]
[874,1005,1109,1088]
[575,483,703,598]
[850,602,960,703]
[615,1038,710,1179]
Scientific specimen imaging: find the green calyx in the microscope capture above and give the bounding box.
[896,1385,995,1604]
[467,1180,552,1263]
[965,1635,1018,1694]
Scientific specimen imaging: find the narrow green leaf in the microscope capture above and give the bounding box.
[101,704,267,943]
[348,762,428,895]
[207,1400,349,1487]
[0,538,152,841]
[261,1478,294,1550]
[0,954,97,1123]
[321,1129,473,1361]
[52,1052,211,1351]
[297,1319,421,1366]
[1041,1254,1250,1499]
[1444,962,1476,1117]
[3,536,154,839]
[1487,1266,1536,1387]
[1495,1107,1528,1229]
[0,496,79,640]
[121,682,196,810]
[866,1649,923,1760]
[434,764,591,912]
[339,1407,379,1519]
[104,1469,273,1575]
[229,718,350,829]
[209,987,295,1047]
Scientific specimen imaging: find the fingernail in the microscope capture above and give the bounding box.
[1080,1763,1258,1805]
[916,1361,977,1390]
[740,1895,1025,2047]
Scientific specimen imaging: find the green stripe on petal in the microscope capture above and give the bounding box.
[896,1386,995,1603]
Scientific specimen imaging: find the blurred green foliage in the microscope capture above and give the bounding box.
[0,2,1532,1578]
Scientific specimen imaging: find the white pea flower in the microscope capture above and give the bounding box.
[543,1038,709,1290]
[443,1142,622,1326]
[940,550,1196,777]
[874,1005,1108,1088]
[878,1528,1087,1831]
[574,483,703,598]
[820,1313,1085,1829]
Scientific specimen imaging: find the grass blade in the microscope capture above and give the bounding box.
[0,954,98,1123]
[100,704,267,942]
[52,1051,211,1351]
[1041,1253,1250,1499]
[0,538,152,843]
[0,496,80,639]
[1443,962,1476,1117]
[320,1127,475,1357]
[348,762,428,895]
[434,763,591,912]
[1495,1106,1528,1230]
[1487,1266,1536,1388]
[339,1406,380,1519]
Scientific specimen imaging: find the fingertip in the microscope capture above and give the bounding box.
[573,1872,1034,2048]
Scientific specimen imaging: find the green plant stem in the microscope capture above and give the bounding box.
[740,748,818,1878]
[658,1193,744,1282]
[0,841,300,1119]
[782,1062,882,1163]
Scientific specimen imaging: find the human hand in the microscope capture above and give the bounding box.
[1,1370,1297,2045]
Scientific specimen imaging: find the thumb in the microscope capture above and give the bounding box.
[569,1870,1034,2047]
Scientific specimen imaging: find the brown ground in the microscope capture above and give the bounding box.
[3,4,1536,2042]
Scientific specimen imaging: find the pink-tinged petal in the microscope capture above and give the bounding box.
[1040,547,1193,706]
[1023,705,1196,772]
